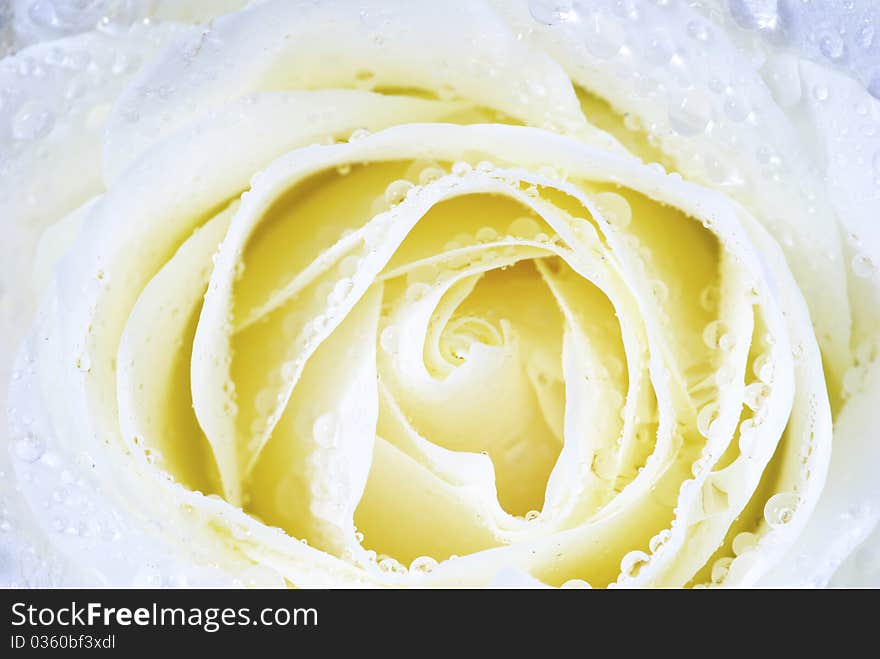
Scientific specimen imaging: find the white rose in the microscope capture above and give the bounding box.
[2,0,878,588]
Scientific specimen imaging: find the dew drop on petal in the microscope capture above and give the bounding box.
[451,161,472,176]
[752,353,774,383]
[764,492,799,528]
[349,128,371,141]
[710,556,733,583]
[620,550,650,578]
[12,102,55,141]
[852,254,875,278]
[743,382,770,411]
[669,90,713,136]
[593,192,632,229]
[696,401,721,439]
[476,227,499,243]
[649,279,669,303]
[699,285,719,312]
[702,320,729,350]
[406,282,430,302]
[418,166,445,185]
[583,12,625,59]
[410,556,438,574]
[560,579,592,589]
[378,557,407,574]
[508,216,542,239]
[13,433,45,463]
[328,278,354,306]
[732,531,758,556]
[313,413,338,448]
[818,32,845,61]
[648,529,672,553]
[528,0,577,26]
[384,179,414,206]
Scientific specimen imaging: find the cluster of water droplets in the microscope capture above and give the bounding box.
[842,337,878,399]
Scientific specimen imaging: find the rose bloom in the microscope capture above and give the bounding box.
[1,0,879,588]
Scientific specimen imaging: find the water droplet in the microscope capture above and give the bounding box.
[508,216,542,239]
[378,557,407,574]
[528,0,577,26]
[728,0,779,31]
[764,492,799,527]
[410,556,438,574]
[349,128,371,141]
[710,556,733,583]
[699,285,719,312]
[752,353,774,383]
[406,282,431,302]
[111,52,139,75]
[418,166,445,185]
[686,20,709,41]
[13,433,45,463]
[812,84,829,102]
[702,320,729,350]
[649,279,669,303]
[313,413,337,448]
[583,13,624,59]
[328,278,353,306]
[590,447,616,480]
[852,254,875,278]
[12,102,54,141]
[594,192,632,228]
[312,314,328,334]
[336,163,352,176]
[842,365,868,397]
[696,402,721,438]
[475,227,499,243]
[570,217,599,243]
[855,340,877,365]
[619,550,650,578]
[525,510,540,521]
[723,95,749,123]
[732,531,757,555]
[384,179,413,206]
[819,32,845,60]
[560,578,592,589]
[669,90,713,136]
[451,161,472,176]
[648,529,672,553]
[744,382,770,411]
[254,388,275,416]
